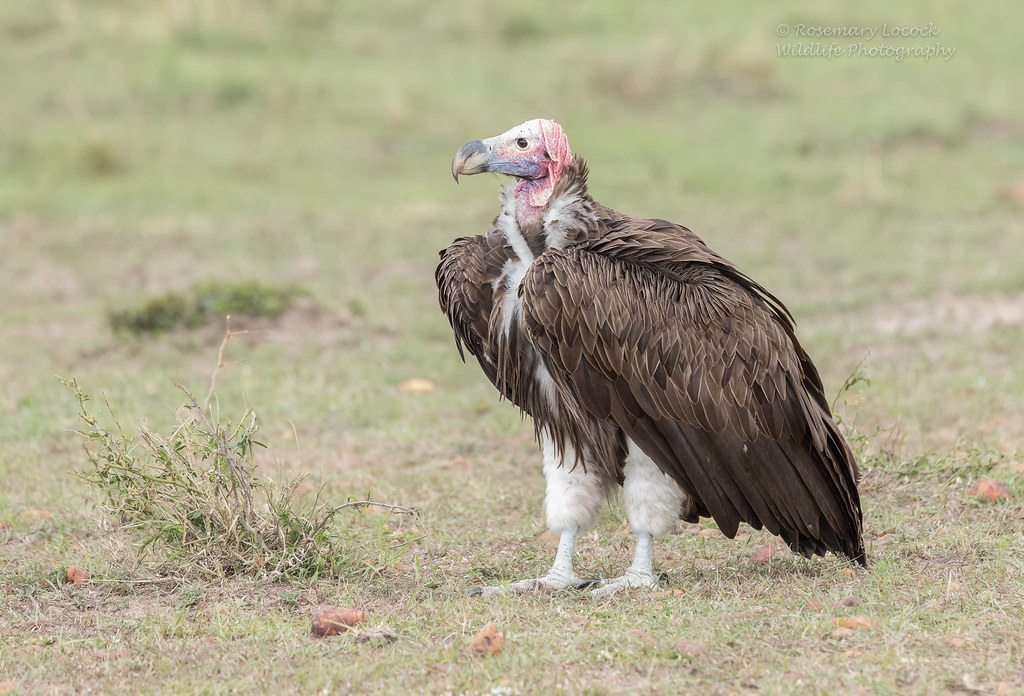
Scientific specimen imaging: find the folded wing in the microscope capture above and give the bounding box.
[520,219,865,563]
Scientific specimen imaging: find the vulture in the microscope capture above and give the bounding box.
[437,119,865,597]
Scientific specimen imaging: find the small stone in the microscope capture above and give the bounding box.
[398,378,436,393]
[831,615,880,631]
[353,626,398,644]
[967,478,1010,501]
[961,673,987,692]
[311,606,366,636]
[65,567,90,585]
[470,622,503,655]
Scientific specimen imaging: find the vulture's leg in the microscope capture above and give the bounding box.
[471,432,605,597]
[592,440,684,598]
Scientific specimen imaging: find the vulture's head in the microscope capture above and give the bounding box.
[452,118,573,215]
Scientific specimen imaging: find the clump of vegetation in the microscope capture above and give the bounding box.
[62,377,414,580]
[830,358,882,454]
[108,280,309,336]
[78,137,127,177]
[896,446,1010,482]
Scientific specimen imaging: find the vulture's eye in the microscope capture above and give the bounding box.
[516,138,529,149]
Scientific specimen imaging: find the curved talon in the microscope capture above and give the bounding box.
[512,579,540,592]
[576,578,600,590]
[470,584,512,598]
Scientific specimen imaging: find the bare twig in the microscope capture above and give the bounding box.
[329,500,419,517]
[310,500,421,539]
[83,576,182,586]
[203,315,249,415]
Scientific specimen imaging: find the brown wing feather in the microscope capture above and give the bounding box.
[437,226,626,476]
[520,218,865,564]
[436,229,515,397]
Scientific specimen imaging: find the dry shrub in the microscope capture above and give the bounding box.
[63,377,413,580]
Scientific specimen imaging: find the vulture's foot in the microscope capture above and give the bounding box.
[470,526,593,597]
[590,531,665,598]
[590,568,661,598]
[470,571,594,598]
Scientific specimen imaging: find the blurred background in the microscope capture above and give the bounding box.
[2,0,1022,507]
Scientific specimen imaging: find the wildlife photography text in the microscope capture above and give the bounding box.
[776,22,956,61]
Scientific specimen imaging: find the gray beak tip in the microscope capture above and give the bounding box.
[451,140,490,183]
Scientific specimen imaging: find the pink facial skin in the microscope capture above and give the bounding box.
[493,119,572,222]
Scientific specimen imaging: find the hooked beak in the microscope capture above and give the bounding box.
[451,140,491,183]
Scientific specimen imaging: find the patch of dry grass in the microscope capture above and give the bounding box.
[2,455,1022,694]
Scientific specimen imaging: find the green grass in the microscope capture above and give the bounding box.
[2,1,1023,694]
[108,280,309,336]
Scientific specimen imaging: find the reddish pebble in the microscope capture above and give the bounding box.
[311,605,366,636]
[470,622,503,655]
[398,378,436,393]
[65,567,89,585]
[831,615,880,631]
[967,478,1010,501]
